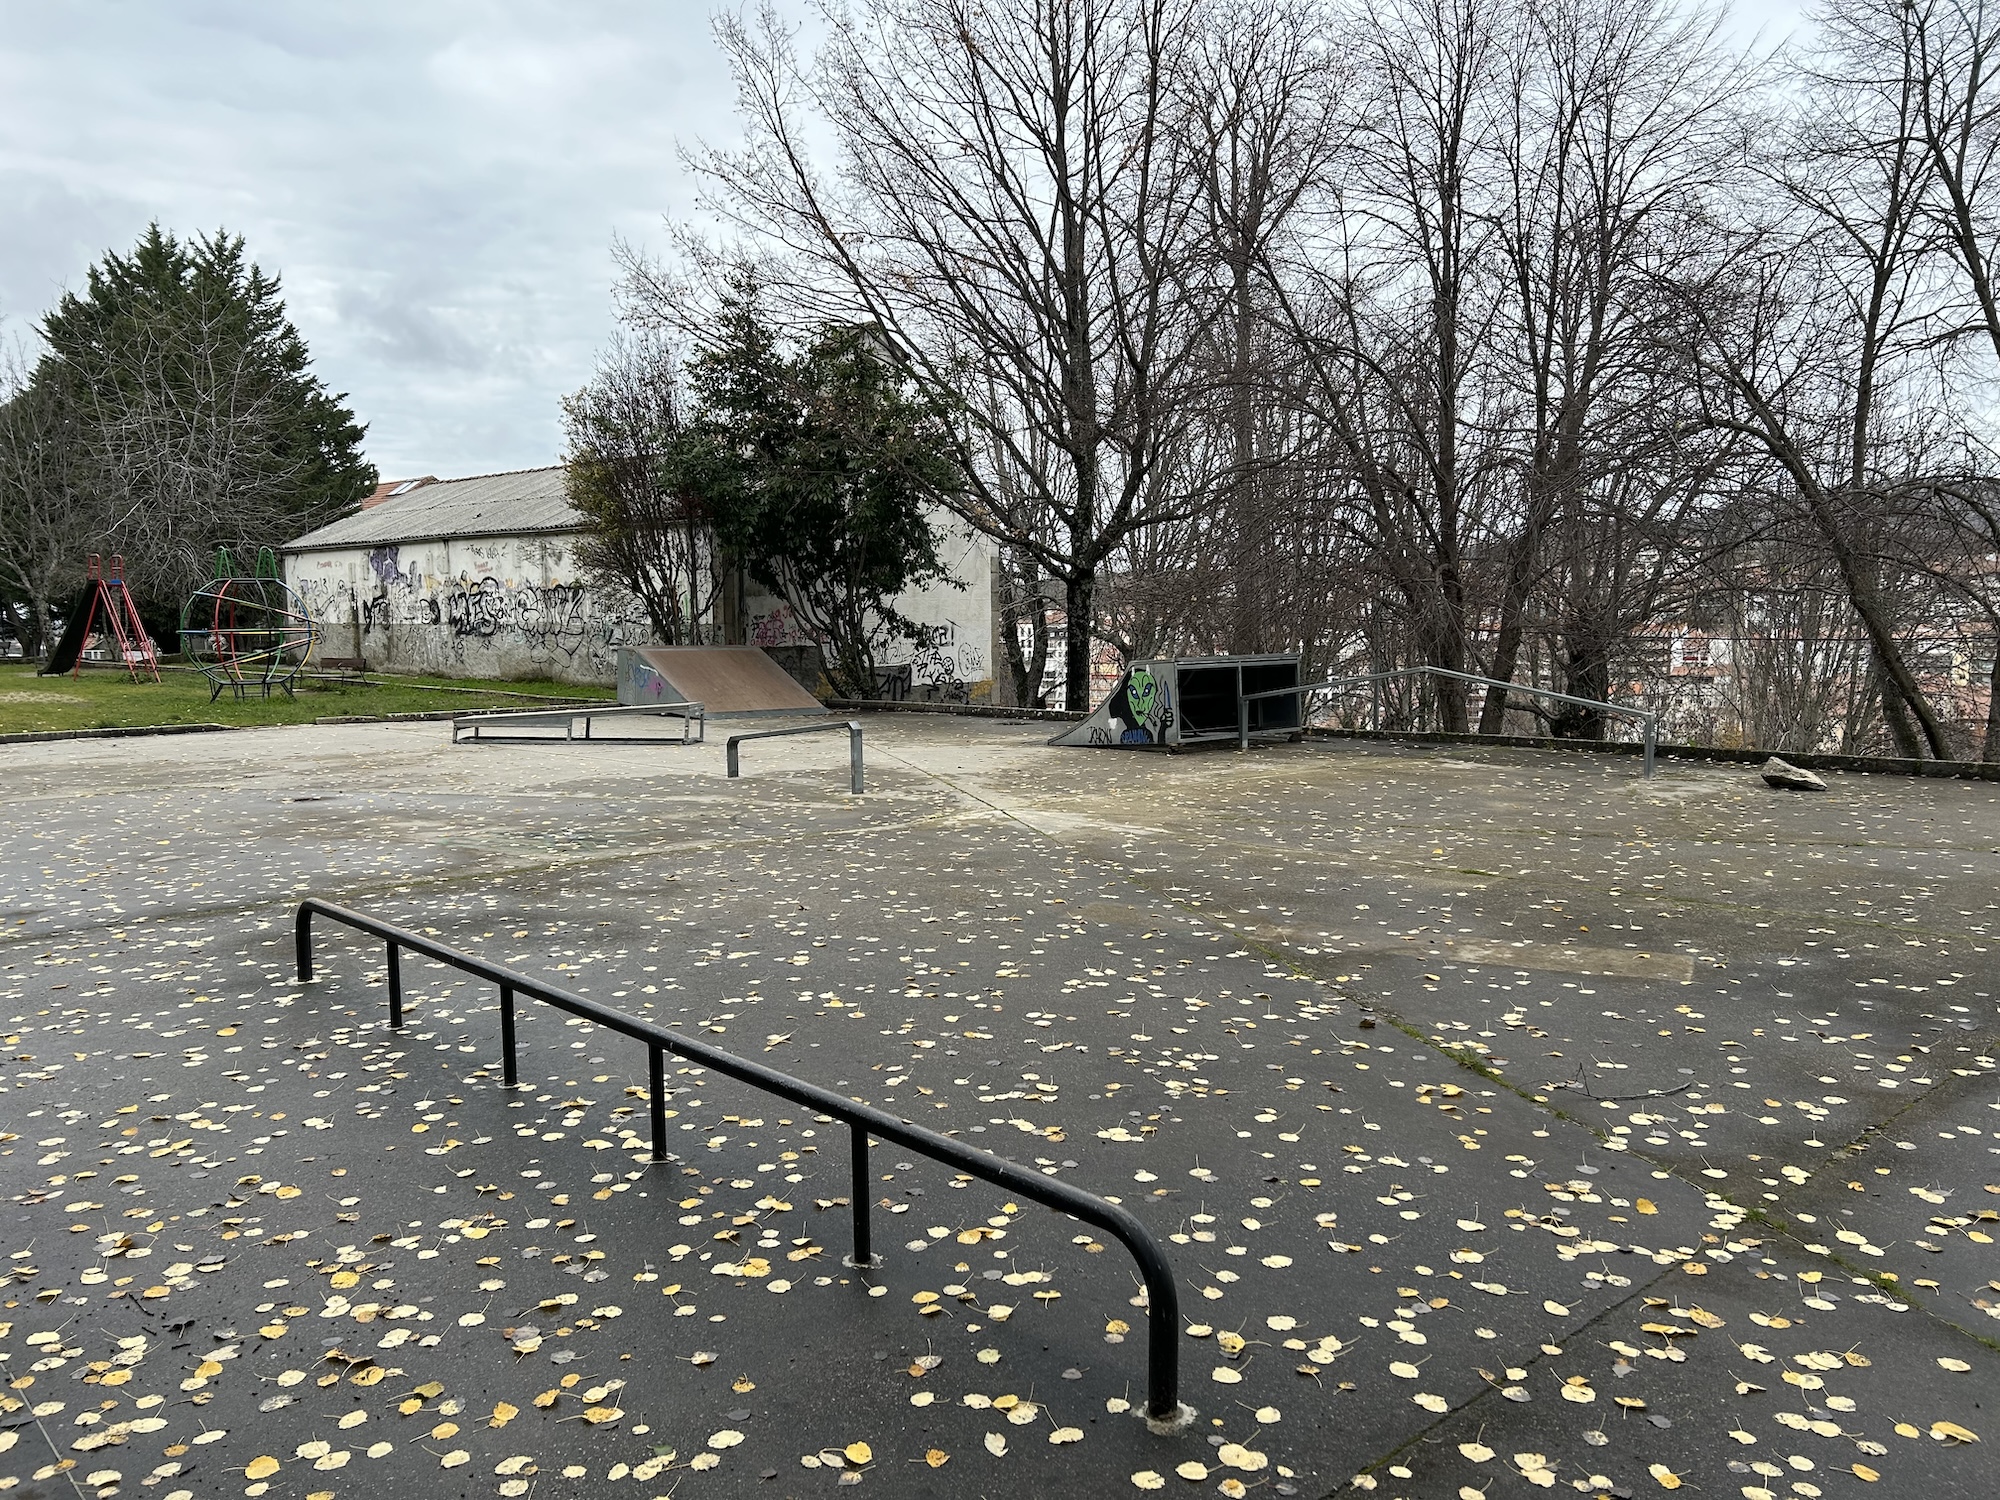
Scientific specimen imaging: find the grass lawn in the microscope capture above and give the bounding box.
[0,662,614,735]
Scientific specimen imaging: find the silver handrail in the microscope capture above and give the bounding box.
[452,700,705,745]
[725,720,865,794]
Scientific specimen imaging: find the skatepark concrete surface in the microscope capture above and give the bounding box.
[2,713,1997,1499]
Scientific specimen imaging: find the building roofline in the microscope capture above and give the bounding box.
[282,520,580,554]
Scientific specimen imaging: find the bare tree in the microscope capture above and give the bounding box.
[674,0,1218,709]
[1477,0,1746,733]
[563,331,719,646]
[1665,2,1960,758]
[0,358,105,658]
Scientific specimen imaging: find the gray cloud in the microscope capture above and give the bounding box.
[0,0,744,477]
[0,0,1800,479]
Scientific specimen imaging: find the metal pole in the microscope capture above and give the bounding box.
[1139,1240,1183,1427]
[1238,693,1249,751]
[1371,680,1380,732]
[726,740,740,778]
[848,722,864,794]
[386,941,404,1029]
[649,1045,667,1161]
[294,905,314,982]
[847,1122,874,1267]
[1644,715,1658,779]
[500,984,518,1086]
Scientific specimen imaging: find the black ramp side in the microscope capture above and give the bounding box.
[36,585,93,676]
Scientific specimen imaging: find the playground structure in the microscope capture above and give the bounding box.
[179,547,319,702]
[38,555,160,683]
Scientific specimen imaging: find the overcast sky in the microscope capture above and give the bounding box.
[0,1,1809,482]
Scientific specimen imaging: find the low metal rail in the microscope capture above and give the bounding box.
[293,897,1183,1425]
[725,719,864,794]
[1240,667,1659,777]
[452,700,705,745]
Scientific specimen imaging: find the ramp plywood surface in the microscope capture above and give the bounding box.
[628,646,824,716]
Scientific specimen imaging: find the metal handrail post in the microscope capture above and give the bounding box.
[1314,665,1657,777]
[499,984,518,1086]
[847,1122,877,1267]
[386,942,404,1029]
[294,896,1185,1426]
[848,721,865,794]
[726,739,740,778]
[649,1045,667,1161]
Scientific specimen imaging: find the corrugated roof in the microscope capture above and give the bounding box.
[284,466,578,551]
[360,476,437,509]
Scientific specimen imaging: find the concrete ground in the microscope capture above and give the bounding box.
[1,715,1997,1500]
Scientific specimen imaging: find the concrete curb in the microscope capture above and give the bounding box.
[1306,725,2000,781]
[0,722,239,747]
[824,698,1086,722]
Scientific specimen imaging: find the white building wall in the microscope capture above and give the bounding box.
[288,506,997,693]
[741,507,1000,699]
[286,533,644,686]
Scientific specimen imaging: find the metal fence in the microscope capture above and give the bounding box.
[1243,666,1659,777]
[293,897,1186,1427]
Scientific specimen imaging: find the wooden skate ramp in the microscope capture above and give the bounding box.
[617,646,825,718]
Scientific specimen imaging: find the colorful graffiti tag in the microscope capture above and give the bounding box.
[1090,663,1173,744]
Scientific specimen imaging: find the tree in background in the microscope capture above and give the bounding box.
[5,225,373,637]
[669,283,956,698]
[0,358,102,658]
[562,331,719,646]
[687,0,1214,711]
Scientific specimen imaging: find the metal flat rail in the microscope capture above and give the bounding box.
[452,701,705,746]
[293,896,1184,1427]
[725,719,864,794]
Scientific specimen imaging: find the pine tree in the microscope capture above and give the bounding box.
[30,224,374,614]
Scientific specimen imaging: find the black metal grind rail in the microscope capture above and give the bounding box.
[293,897,1185,1426]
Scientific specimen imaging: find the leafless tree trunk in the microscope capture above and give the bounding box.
[0,362,107,659]
[672,0,1215,710]
[563,331,717,646]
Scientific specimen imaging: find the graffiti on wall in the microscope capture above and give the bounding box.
[907,623,970,702]
[748,605,798,648]
[295,565,642,683]
[514,584,592,654]
[432,576,509,638]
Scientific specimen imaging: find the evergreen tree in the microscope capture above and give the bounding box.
[28,224,374,616]
[668,283,957,697]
